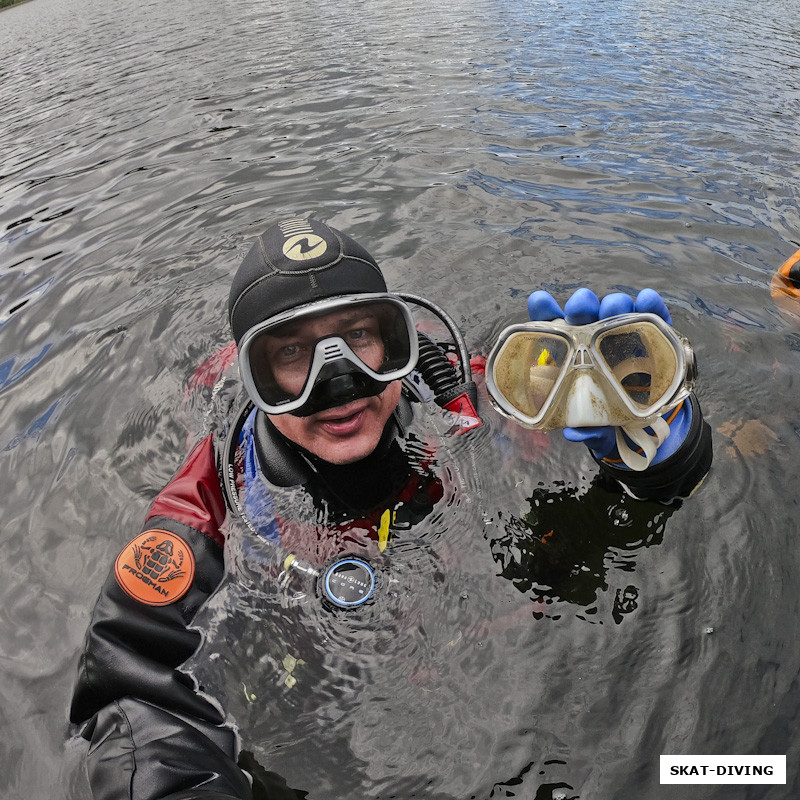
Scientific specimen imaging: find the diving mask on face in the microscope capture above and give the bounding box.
[486,312,696,431]
[238,293,419,417]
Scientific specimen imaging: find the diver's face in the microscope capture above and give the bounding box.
[269,381,402,464]
[268,382,402,464]
[262,308,402,465]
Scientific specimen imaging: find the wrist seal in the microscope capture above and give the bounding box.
[592,394,712,501]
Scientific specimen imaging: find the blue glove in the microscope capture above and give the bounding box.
[526,288,689,464]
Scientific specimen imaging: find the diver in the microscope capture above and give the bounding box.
[69,216,712,800]
[771,245,800,321]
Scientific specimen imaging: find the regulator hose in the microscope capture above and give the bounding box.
[398,292,479,412]
[398,293,472,384]
[416,332,461,405]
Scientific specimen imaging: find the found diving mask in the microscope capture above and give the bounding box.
[238,293,419,416]
[486,312,695,432]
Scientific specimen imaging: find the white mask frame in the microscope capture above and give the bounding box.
[486,312,695,432]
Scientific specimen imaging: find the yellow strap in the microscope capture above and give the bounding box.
[378,509,392,552]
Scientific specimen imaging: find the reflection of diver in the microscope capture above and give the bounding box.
[69,218,712,800]
[492,477,674,615]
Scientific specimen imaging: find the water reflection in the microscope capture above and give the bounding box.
[491,480,673,616]
[2,0,800,797]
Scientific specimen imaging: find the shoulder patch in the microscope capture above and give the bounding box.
[114,529,196,606]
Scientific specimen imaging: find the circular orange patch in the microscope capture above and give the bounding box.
[114,529,196,606]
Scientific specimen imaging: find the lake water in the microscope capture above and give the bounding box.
[2,0,800,797]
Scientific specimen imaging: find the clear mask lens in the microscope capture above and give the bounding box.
[239,295,417,414]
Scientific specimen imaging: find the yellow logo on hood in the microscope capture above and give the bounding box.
[282,233,327,261]
[279,218,328,261]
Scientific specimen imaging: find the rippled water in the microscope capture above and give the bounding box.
[2,0,800,797]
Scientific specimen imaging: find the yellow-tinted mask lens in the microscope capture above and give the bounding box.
[594,322,679,411]
[492,332,570,418]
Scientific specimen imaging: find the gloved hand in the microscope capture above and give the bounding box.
[526,288,690,465]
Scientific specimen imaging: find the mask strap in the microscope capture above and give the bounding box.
[616,416,670,471]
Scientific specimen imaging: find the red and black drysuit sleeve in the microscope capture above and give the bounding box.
[69,435,254,800]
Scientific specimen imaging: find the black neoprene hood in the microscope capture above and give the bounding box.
[228,217,388,344]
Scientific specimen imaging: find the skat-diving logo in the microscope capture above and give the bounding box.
[279,218,328,261]
[114,529,195,606]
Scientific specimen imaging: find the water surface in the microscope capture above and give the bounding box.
[2,0,800,797]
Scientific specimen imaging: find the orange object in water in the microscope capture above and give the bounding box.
[771,246,800,320]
